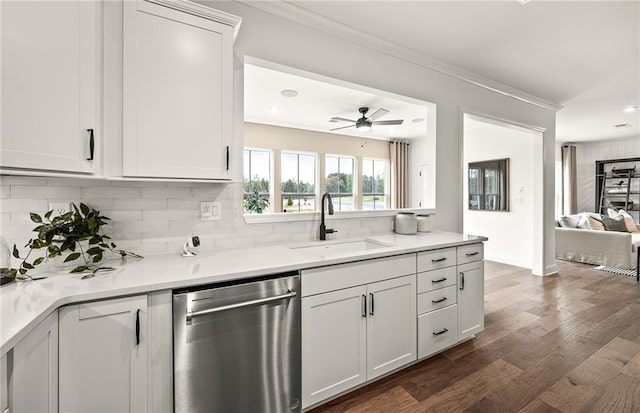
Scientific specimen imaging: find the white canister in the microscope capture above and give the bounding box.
[395,212,417,235]
[417,215,432,232]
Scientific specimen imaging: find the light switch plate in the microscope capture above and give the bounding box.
[200,201,221,221]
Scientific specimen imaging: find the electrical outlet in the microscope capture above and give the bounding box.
[49,202,71,216]
[200,201,221,221]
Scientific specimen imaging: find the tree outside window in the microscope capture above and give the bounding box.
[362,159,388,210]
[281,152,316,213]
[243,149,271,213]
[325,155,354,211]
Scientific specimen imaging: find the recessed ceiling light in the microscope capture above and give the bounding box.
[614,123,632,128]
[269,106,279,114]
[412,118,425,123]
[623,105,638,113]
[517,0,532,4]
[281,89,298,98]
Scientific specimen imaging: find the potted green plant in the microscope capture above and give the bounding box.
[244,191,269,214]
[7,203,142,281]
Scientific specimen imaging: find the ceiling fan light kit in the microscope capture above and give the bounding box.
[329,107,404,132]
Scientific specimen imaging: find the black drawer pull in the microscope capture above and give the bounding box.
[135,309,140,346]
[87,129,94,161]
[432,297,448,304]
[433,328,448,336]
[466,252,479,257]
[226,146,230,170]
[432,277,447,284]
[362,295,367,318]
[432,257,447,263]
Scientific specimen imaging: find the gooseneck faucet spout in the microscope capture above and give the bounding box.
[320,192,337,240]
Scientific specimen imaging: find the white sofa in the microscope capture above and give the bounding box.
[555,226,640,269]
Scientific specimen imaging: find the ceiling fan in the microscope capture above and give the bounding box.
[329,107,403,132]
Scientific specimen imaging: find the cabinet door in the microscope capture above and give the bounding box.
[59,295,148,413]
[1,0,97,173]
[12,311,58,413]
[366,275,417,380]
[123,0,233,179]
[302,286,367,409]
[457,262,485,340]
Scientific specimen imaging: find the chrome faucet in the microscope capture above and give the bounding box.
[320,192,337,240]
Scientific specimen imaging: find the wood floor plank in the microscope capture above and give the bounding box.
[310,260,640,413]
[416,359,522,413]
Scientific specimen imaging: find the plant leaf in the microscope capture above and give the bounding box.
[87,247,103,255]
[110,242,116,248]
[33,257,44,266]
[93,253,103,263]
[64,252,81,262]
[70,265,90,273]
[80,203,90,216]
[44,210,53,220]
[12,245,20,259]
[19,268,27,275]
[81,273,95,280]
[30,213,42,223]
[22,262,34,270]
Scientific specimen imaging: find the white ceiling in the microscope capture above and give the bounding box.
[244,64,430,140]
[251,0,639,143]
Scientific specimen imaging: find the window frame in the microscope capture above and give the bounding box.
[243,148,273,213]
[467,158,509,211]
[362,157,389,210]
[325,154,356,211]
[281,150,318,213]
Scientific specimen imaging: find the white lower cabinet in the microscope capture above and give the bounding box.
[59,295,149,413]
[302,273,416,409]
[11,311,59,413]
[458,261,485,340]
[418,305,458,359]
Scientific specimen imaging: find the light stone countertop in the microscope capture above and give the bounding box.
[0,230,487,356]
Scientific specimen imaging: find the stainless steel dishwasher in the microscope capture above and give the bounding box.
[173,272,301,413]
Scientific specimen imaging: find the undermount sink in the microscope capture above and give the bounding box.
[289,238,392,257]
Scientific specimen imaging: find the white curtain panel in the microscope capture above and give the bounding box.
[390,141,410,209]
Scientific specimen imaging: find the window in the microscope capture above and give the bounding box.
[243,149,271,213]
[468,158,509,211]
[325,155,354,211]
[281,152,316,213]
[362,159,388,210]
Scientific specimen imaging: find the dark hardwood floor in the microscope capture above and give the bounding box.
[310,260,640,413]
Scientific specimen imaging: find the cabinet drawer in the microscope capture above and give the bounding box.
[417,285,457,315]
[417,248,457,272]
[418,305,458,359]
[457,243,483,265]
[417,266,456,294]
[302,254,415,297]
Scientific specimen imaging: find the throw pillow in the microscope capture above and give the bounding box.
[558,215,580,228]
[577,215,605,230]
[615,209,640,233]
[599,214,629,232]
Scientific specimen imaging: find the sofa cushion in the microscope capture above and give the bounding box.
[608,209,639,233]
[577,214,605,231]
[600,215,630,232]
[558,214,581,228]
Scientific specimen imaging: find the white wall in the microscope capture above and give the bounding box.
[0,1,559,274]
[570,136,640,213]
[463,119,537,269]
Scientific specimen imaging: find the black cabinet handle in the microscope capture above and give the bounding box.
[87,129,94,161]
[432,257,447,263]
[362,295,367,318]
[433,328,448,336]
[226,146,229,171]
[460,272,465,290]
[369,293,374,316]
[466,252,479,257]
[432,277,447,284]
[135,309,140,346]
[432,297,448,304]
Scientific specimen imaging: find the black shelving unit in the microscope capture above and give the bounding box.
[595,157,640,222]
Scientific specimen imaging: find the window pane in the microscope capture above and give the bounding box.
[469,168,480,194]
[251,151,270,192]
[484,169,497,194]
[339,157,353,194]
[299,154,316,193]
[281,153,298,193]
[243,150,250,192]
[362,159,373,194]
[373,160,386,194]
[469,194,481,210]
[325,156,339,193]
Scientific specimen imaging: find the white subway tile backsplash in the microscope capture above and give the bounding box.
[0,186,9,199]
[142,187,192,199]
[11,185,82,199]
[0,176,48,186]
[0,198,48,213]
[83,186,142,199]
[111,198,167,211]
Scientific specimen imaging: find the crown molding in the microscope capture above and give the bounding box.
[236,0,562,112]
[148,0,242,39]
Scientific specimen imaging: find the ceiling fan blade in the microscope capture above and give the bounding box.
[372,119,404,126]
[330,117,356,123]
[368,108,389,121]
[330,124,357,131]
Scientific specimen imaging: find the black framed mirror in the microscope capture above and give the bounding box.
[468,158,509,211]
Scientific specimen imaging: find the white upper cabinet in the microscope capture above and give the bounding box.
[122,0,239,180]
[1,0,98,174]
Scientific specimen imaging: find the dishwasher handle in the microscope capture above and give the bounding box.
[186,291,297,322]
